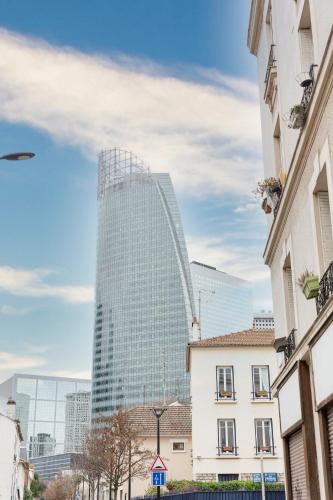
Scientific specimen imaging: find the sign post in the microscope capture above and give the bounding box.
[151,408,167,500]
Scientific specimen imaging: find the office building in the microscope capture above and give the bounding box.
[0,374,91,459]
[92,149,195,417]
[190,261,253,339]
[64,391,91,453]
[30,453,81,482]
[253,311,275,330]
[248,0,333,497]
[188,329,284,483]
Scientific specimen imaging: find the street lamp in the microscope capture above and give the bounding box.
[0,152,35,161]
[152,407,167,500]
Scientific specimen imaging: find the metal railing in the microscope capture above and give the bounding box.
[251,391,272,400]
[316,262,333,313]
[300,64,317,112]
[217,445,238,456]
[264,44,276,83]
[255,444,276,455]
[215,391,236,401]
[284,329,296,363]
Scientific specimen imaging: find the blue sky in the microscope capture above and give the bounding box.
[0,0,270,381]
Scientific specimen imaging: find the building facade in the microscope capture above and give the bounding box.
[0,374,91,459]
[188,329,284,483]
[253,311,275,330]
[248,0,333,497]
[30,452,80,482]
[92,149,195,417]
[64,391,91,453]
[0,400,24,500]
[190,261,253,339]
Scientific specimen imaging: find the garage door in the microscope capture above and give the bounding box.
[289,429,307,499]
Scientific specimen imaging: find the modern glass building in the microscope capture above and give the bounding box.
[0,374,91,459]
[190,261,253,339]
[92,149,195,417]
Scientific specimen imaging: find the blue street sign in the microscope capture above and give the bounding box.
[252,473,277,483]
[151,471,166,486]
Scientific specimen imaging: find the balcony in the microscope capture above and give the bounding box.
[316,262,333,313]
[215,391,236,402]
[217,445,238,456]
[274,329,297,363]
[300,64,317,113]
[264,44,276,84]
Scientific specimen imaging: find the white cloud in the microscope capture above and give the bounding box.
[0,266,93,303]
[45,369,91,380]
[187,235,270,282]
[0,28,262,197]
[0,352,46,372]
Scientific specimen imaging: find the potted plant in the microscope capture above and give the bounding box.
[289,104,306,129]
[259,446,271,453]
[221,390,232,398]
[261,198,272,214]
[222,445,233,453]
[297,270,320,299]
[255,389,269,398]
[256,177,281,198]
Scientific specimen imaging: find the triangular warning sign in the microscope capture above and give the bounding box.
[151,454,167,471]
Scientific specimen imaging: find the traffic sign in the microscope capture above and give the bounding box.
[152,471,166,486]
[151,454,167,471]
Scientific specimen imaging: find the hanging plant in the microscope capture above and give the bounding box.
[297,270,320,299]
[256,177,281,197]
[289,104,306,129]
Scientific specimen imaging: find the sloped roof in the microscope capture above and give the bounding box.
[128,405,191,437]
[189,328,275,348]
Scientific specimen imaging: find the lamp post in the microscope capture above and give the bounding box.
[0,152,35,161]
[152,407,167,500]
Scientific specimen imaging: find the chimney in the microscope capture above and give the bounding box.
[7,397,16,420]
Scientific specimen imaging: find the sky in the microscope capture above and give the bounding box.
[0,0,271,382]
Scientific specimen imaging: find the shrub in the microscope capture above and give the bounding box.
[165,480,285,492]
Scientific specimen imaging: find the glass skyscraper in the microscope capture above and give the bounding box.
[190,261,253,339]
[92,149,195,417]
[0,374,91,459]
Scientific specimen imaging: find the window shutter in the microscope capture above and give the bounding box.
[299,28,314,72]
[318,192,333,269]
[286,267,295,330]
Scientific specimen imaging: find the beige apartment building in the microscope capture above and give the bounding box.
[248,0,333,498]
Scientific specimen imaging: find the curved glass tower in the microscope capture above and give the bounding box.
[92,149,195,417]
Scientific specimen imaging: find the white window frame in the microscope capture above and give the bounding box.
[171,441,186,453]
[216,366,234,400]
[255,419,274,454]
[218,419,236,455]
[252,366,271,399]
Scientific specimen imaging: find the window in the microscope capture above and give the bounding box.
[273,118,283,178]
[216,366,234,400]
[298,0,314,72]
[218,419,236,455]
[252,366,271,399]
[172,441,185,452]
[255,419,274,454]
[218,474,239,482]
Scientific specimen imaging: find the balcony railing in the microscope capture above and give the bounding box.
[300,64,318,113]
[264,44,276,84]
[255,444,275,455]
[251,390,272,400]
[274,329,297,363]
[215,391,236,401]
[316,262,333,313]
[217,445,238,456]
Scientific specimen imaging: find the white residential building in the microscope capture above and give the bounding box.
[187,329,284,483]
[0,399,24,500]
[248,0,333,497]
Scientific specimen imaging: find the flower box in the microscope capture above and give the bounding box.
[302,276,320,299]
[255,390,269,398]
[222,446,233,453]
[259,446,271,453]
[220,391,232,398]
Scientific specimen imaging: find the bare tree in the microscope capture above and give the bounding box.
[43,475,76,500]
[82,409,153,500]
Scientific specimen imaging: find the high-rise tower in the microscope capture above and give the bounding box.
[92,149,195,418]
